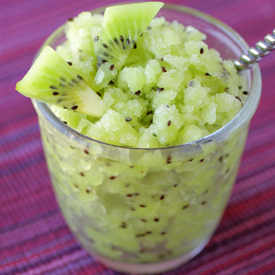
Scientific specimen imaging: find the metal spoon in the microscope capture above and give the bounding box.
[234,29,275,73]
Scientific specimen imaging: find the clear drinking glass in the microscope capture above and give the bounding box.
[32,4,261,274]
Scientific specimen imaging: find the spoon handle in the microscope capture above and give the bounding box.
[234,29,275,72]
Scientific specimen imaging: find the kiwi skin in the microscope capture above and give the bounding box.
[95,2,164,70]
[16,46,107,117]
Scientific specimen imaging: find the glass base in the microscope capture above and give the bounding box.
[93,237,210,274]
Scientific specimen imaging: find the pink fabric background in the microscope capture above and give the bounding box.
[1,0,275,274]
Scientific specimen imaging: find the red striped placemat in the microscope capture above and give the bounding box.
[1,0,275,274]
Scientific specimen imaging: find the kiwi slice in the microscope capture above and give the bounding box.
[16,46,107,117]
[95,2,164,70]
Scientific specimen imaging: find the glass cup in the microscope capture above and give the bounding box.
[32,4,261,274]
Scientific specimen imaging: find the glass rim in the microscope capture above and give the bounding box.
[33,3,262,152]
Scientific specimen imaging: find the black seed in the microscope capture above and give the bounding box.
[52,92,59,95]
[67,18,74,22]
[127,39,130,45]
[157,87,164,92]
[154,218,159,222]
[110,176,117,180]
[133,42,137,49]
[167,120,171,127]
[114,38,119,44]
[96,92,102,97]
[130,165,134,168]
[166,156,172,164]
[147,110,153,115]
[120,35,124,42]
[136,234,146,237]
[84,148,89,155]
[160,231,166,235]
[239,86,242,89]
[235,96,242,102]
[189,159,193,162]
[182,205,189,209]
[120,222,127,228]
[110,64,115,71]
[109,80,114,85]
[102,43,108,48]
[219,156,223,163]
[161,66,167,72]
[200,159,204,163]
[71,105,78,110]
[80,172,84,177]
[86,189,90,194]
[141,219,147,222]
[126,194,133,197]
[243,91,248,95]
[174,184,178,187]
[160,195,165,200]
[94,36,99,42]
[135,90,141,95]
[200,48,204,54]
[160,57,164,61]
[50,85,57,90]
[150,119,153,123]
[139,205,146,208]
[146,231,152,235]
[166,105,170,108]
[77,75,83,80]
[63,121,67,124]
[125,117,132,122]
[102,60,107,63]
[67,61,72,66]
[134,193,140,196]
[63,107,68,109]
[201,201,207,205]
[205,73,211,76]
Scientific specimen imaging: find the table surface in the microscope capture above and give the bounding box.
[1,0,275,274]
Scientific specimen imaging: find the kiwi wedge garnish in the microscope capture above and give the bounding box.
[95,2,164,70]
[16,46,107,117]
